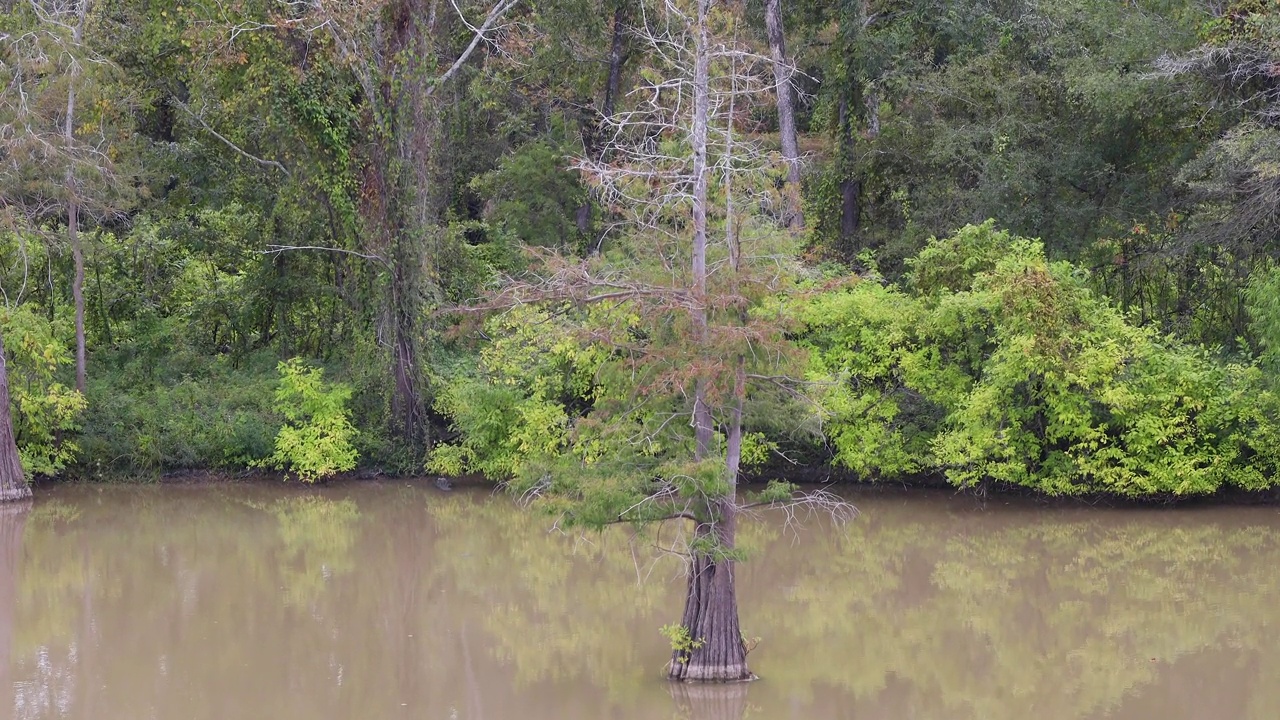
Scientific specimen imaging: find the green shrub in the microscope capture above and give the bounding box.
[261,358,358,481]
[1,306,86,478]
[802,222,1280,496]
[77,352,281,477]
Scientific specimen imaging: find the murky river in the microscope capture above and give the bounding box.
[1,482,1278,720]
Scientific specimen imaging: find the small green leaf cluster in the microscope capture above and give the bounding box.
[803,221,1280,496]
[260,359,358,482]
[659,622,704,662]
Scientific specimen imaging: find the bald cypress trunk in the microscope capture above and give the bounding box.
[0,329,30,504]
[668,0,752,684]
[668,506,750,682]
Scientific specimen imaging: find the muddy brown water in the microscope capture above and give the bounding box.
[2,482,1278,720]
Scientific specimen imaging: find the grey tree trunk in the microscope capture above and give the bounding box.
[67,1,88,394]
[690,0,714,461]
[0,329,30,503]
[765,0,803,229]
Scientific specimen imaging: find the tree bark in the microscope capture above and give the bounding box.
[578,4,630,237]
[0,329,30,503]
[602,4,627,120]
[70,201,86,393]
[668,508,750,682]
[690,0,714,462]
[764,0,803,229]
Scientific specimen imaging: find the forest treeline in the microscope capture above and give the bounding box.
[3,0,1280,498]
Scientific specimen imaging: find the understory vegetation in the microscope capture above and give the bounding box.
[4,0,1280,499]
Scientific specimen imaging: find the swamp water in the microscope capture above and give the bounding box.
[2,482,1279,720]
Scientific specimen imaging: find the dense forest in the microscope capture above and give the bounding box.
[1,0,1280,500]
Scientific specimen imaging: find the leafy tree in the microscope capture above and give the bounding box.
[0,307,86,480]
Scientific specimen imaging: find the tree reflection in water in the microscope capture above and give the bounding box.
[669,682,750,720]
[6,484,1280,720]
[0,500,31,719]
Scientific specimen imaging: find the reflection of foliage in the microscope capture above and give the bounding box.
[270,495,360,606]
[11,486,1280,720]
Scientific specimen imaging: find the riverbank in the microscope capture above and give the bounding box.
[31,465,1280,509]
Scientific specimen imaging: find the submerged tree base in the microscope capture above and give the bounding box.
[668,550,754,683]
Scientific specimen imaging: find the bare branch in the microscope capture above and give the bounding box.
[174,100,292,179]
[431,0,520,94]
[262,244,385,262]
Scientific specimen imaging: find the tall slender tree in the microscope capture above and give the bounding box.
[764,0,803,229]
[65,0,89,393]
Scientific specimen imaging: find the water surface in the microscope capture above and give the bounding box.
[2,482,1279,720]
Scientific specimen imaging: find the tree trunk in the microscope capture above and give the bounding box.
[578,4,630,238]
[67,4,88,394]
[689,0,714,461]
[669,0,751,684]
[764,0,803,229]
[602,4,627,120]
[71,202,86,393]
[0,329,30,503]
[668,508,750,682]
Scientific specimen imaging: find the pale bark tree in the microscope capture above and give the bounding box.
[1,0,120,394]
[65,0,89,393]
[764,0,803,229]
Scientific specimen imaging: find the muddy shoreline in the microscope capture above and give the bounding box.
[32,465,1280,509]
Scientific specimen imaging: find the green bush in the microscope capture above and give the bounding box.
[77,352,281,477]
[260,358,358,482]
[1,306,86,478]
[802,222,1280,496]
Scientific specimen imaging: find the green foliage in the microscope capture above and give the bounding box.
[1246,264,1280,368]
[804,222,1280,496]
[261,359,358,482]
[1,306,86,478]
[659,622,703,662]
[77,351,280,477]
[469,138,589,254]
